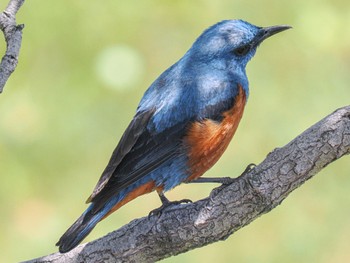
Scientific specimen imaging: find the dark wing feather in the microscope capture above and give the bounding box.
[90,120,189,212]
[87,109,155,203]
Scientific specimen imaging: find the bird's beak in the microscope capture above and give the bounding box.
[253,25,292,46]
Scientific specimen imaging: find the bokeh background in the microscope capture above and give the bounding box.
[1,0,349,262]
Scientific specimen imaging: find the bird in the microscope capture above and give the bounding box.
[56,19,291,253]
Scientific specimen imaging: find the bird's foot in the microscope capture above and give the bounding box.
[149,198,192,218]
[240,163,256,176]
[209,163,256,201]
[217,176,237,185]
[188,163,256,185]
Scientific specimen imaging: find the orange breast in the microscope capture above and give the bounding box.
[184,85,246,181]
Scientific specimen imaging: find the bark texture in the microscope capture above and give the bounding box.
[24,106,350,263]
[0,0,25,93]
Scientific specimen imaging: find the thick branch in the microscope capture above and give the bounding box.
[24,106,350,263]
[0,0,25,93]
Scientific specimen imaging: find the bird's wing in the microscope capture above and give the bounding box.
[86,109,155,203]
[86,108,189,206]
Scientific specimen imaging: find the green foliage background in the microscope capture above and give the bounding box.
[0,0,349,262]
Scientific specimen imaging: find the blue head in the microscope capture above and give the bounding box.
[186,20,291,91]
[138,20,290,129]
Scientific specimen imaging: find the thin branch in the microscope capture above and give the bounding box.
[24,106,350,263]
[0,0,25,93]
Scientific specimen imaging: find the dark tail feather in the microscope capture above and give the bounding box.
[56,203,107,253]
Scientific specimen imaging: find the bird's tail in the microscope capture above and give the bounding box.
[56,201,114,253]
[57,181,156,253]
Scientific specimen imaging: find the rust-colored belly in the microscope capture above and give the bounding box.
[101,181,156,220]
[184,85,246,181]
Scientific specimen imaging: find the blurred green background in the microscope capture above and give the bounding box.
[1,0,349,262]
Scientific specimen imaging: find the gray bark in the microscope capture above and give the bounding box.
[23,106,350,263]
[0,0,25,93]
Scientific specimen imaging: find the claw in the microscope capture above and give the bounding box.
[149,198,192,218]
[241,163,256,176]
[209,163,257,202]
[220,177,237,185]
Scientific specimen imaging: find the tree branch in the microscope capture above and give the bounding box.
[24,106,350,263]
[0,0,25,93]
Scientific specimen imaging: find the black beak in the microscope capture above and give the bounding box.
[253,25,292,46]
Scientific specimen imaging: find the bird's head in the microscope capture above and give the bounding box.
[189,20,291,69]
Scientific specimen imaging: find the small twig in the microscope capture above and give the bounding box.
[0,0,25,93]
[23,106,350,263]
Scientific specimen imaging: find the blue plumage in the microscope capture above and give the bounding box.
[57,20,291,253]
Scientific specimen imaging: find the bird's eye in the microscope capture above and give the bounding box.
[233,45,251,56]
